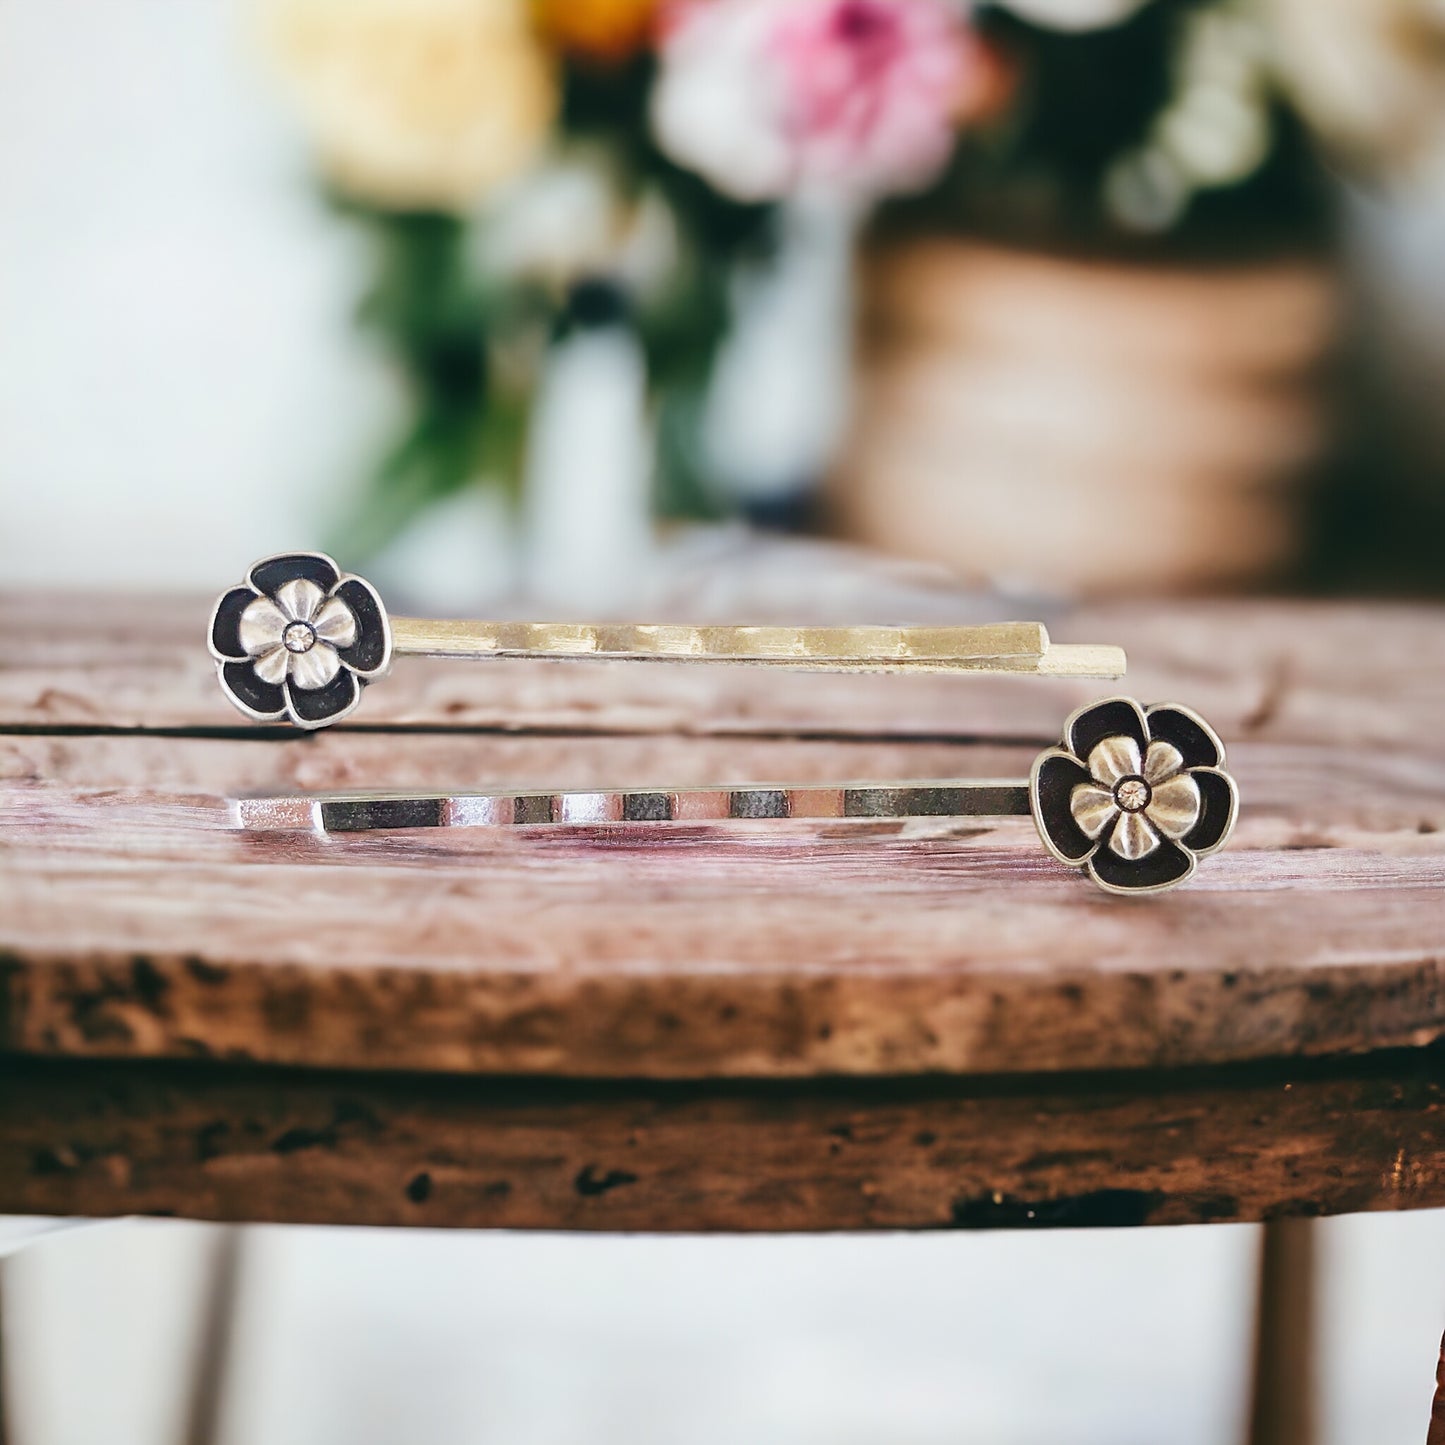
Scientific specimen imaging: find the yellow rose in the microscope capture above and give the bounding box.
[260,0,558,213]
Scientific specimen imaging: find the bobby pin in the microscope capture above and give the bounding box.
[233,696,1239,895]
[208,551,1127,730]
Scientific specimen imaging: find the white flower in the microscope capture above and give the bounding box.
[478,157,679,295]
[651,2,796,202]
[1263,0,1445,172]
[1068,732,1202,861]
[649,0,980,204]
[237,576,359,692]
[991,0,1151,32]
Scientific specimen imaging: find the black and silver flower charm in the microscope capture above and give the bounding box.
[1030,696,1238,894]
[208,552,391,729]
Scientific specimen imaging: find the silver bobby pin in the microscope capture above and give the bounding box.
[234,697,1239,895]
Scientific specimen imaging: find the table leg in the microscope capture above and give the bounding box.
[182,1227,245,1445]
[0,1262,9,1445]
[1247,1219,1317,1445]
[1426,1331,1445,1445]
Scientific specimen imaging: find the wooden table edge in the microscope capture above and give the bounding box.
[3,944,1443,1081]
[2,1045,1440,1233]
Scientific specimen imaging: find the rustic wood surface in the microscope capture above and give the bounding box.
[3,542,1445,1231]
[1,1048,1440,1232]
[2,580,1443,1085]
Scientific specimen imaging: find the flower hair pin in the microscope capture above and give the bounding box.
[1030,696,1239,893]
[208,551,1128,730]
[233,694,1239,895]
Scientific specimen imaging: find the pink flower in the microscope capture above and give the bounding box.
[651,0,987,202]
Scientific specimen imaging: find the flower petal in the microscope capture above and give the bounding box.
[1145,704,1225,770]
[275,577,326,624]
[1181,766,1239,856]
[251,644,290,686]
[285,667,361,729]
[311,595,358,648]
[332,575,392,678]
[238,596,288,656]
[1088,734,1142,787]
[1143,739,1185,784]
[248,552,341,598]
[1108,809,1159,860]
[1066,697,1148,771]
[1030,749,1099,864]
[287,640,342,691]
[1146,773,1201,840]
[1069,783,1119,840]
[217,660,286,722]
[1088,838,1195,894]
[209,586,259,662]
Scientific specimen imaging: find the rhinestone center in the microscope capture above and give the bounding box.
[282,621,317,654]
[1114,776,1152,813]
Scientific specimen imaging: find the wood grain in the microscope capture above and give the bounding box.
[2,587,1444,1081]
[6,557,1445,1238]
[4,591,1444,749]
[0,1049,1440,1232]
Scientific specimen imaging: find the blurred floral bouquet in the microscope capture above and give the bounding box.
[257,0,1360,559]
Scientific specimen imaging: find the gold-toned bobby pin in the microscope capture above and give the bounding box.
[208,551,1126,731]
[233,696,1239,896]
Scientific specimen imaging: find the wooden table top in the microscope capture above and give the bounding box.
[1,548,1442,1231]
[4,574,1443,1081]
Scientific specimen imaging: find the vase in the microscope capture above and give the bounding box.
[828,238,1339,595]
